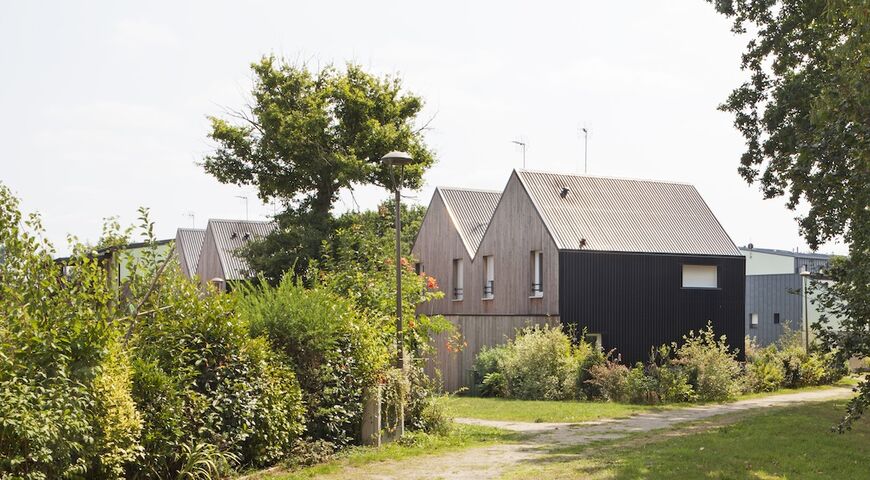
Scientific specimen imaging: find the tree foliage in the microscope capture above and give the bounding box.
[707,0,870,428]
[204,56,436,280]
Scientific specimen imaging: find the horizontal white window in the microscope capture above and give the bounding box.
[682,264,718,289]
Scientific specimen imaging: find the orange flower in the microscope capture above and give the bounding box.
[408,318,416,329]
[427,276,438,290]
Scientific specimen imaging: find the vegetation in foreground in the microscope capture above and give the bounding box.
[501,399,870,480]
[0,185,451,479]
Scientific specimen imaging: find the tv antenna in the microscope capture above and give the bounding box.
[580,126,589,174]
[184,212,195,228]
[511,140,527,168]
[235,195,249,220]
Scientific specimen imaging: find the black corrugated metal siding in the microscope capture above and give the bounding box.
[559,251,745,363]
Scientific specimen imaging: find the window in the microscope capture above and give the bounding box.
[530,250,544,297]
[585,333,602,349]
[774,313,780,324]
[750,313,759,328]
[483,255,494,299]
[682,264,718,289]
[414,262,423,275]
[452,259,463,301]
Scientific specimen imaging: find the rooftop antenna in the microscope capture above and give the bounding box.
[184,212,195,228]
[581,126,589,174]
[511,140,527,168]
[235,195,249,220]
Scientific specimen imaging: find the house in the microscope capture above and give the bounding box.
[175,228,205,279]
[741,245,833,346]
[193,219,275,291]
[414,169,745,390]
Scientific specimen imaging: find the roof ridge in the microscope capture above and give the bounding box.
[515,168,694,187]
[437,186,502,194]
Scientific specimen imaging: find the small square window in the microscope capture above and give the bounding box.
[773,313,780,324]
[585,333,602,349]
[750,313,759,328]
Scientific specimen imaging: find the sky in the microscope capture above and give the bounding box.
[0,1,847,256]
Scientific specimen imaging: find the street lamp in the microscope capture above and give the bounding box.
[378,151,420,371]
[800,268,811,351]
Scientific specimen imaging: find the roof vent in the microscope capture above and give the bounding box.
[230,232,238,239]
[243,232,251,240]
[560,187,570,198]
[579,238,587,248]
[747,243,754,250]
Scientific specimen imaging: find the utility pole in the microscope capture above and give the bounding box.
[236,195,249,220]
[512,140,527,168]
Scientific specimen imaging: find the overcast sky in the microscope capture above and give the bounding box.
[0,1,847,256]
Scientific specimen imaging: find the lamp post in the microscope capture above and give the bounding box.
[800,268,811,351]
[378,151,420,370]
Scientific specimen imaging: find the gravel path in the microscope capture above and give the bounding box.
[314,387,854,480]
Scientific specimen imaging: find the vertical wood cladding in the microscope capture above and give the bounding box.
[559,251,745,363]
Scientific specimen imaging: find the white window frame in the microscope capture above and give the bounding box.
[585,333,602,349]
[681,264,719,289]
[483,255,494,300]
[452,258,464,301]
[530,250,544,298]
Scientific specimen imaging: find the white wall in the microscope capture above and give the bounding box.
[741,249,794,275]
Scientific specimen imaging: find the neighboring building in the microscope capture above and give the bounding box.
[175,228,205,279]
[56,238,173,296]
[741,246,833,346]
[415,169,745,390]
[194,219,275,292]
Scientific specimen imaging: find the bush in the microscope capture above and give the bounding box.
[746,346,786,393]
[480,372,507,398]
[672,323,742,402]
[239,277,388,449]
[503,326,575,400]
[473,344,509,388]
[129,270,305,475]
[586,360,630,402]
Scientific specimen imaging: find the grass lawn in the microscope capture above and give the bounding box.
[444,397,670,423]
[447,378,859,424]
[243,423,517,479]
[501,399,870,479]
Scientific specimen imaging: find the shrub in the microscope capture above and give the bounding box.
[129,270,305,475]
[480,372,507,398]
[672,323,742,402]
[586,360,630,402]
[239,277,388,448]
[89,342,144,479]
[746,346,786,393]
[473,344,510,388]
[499,325,580,400]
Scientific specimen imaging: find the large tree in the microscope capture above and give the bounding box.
[707,0,869,429]
[204,56,435,280]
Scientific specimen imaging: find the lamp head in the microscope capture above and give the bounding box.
[379,151,417,166]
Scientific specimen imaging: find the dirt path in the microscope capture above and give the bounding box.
[312,387,854,480]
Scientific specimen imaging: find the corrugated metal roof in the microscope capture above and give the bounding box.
[175,228,205,276]
[205,219,276,279]
[437,187,502,257]
[515,170,741,256]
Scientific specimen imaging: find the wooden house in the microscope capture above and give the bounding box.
[414,169,745,390]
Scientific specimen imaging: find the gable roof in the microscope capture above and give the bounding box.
[437,187,502,257]
[515,170,741,256]
[175,228,205,276]
[204,219,276,280]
